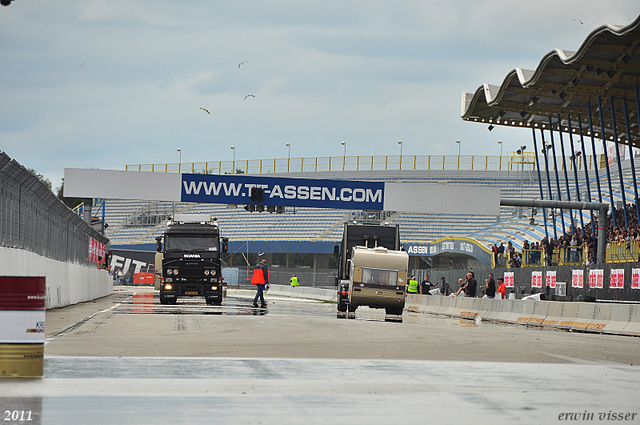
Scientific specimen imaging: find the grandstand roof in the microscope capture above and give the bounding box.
[461,15,640,149]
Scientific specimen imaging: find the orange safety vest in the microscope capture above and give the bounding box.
[251,265,268,285]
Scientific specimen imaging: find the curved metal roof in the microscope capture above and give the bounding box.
[462,15,640,149]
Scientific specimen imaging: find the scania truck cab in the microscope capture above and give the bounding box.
[156,214,228,305]
[336,223,407,321]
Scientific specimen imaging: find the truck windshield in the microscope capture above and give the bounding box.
[165,235,218,251]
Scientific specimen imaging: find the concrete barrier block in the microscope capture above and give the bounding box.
[457,297,476,319]
[623,305,640,336]
[529,300,550,326]
[405,294,421,312]
[567,303,602,332]
[593,303,612,322]
[504,300,524,323]
[544,301,564,327]
[422,295,441,314]
[557,302,579,330]
[446,297,463,317]
[604,304,632,335]
[481,299,502,321]
[439,296,456,316]
[494,299,514,322]
[516,300,543,327]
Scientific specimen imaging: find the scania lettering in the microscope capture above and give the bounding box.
[156,214,228,305]
[335,223,407,322]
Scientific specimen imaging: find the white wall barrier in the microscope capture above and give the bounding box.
[265,284,640,336]
[267,284,337,302]
[409,294,640,337]
[0,247,112,309]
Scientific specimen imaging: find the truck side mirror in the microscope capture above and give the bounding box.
[221,238,229,253]
[155,236,162,252]
[333,245,340,257]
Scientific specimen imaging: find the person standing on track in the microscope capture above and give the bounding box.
[251,259,269,308]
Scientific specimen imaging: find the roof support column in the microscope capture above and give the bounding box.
[547,117,566,236]
[586,103,604,204]
[577,113,596,228]
[540,128,558,239]
[609,96,629,230]
[597,95,617,227]
[557,114,576,232]
[531,128,549,239]
[567,115,586,231]
[626,89,640,221]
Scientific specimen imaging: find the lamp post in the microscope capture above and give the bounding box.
[341,141,347,170]
[456,139,461,169]
[398,140,403,170]
[517,145,527,198]
[497,140,503,178]
[230,145,235,174]
[177,148,181,172]
[285,143,291,172]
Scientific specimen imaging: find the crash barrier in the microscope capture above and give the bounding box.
[267,285,639,336]
[0,277,46,377]
[405,294,640,337]
[1,152,112,309]
[267,284,337,302]
[0,247,112,309]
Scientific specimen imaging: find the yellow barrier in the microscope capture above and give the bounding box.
[126,153,600,175]
[606,240,640,263]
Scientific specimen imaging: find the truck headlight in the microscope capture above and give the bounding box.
[172,269,179,275]
[211,286,218,291]
[164,284,173,290]
[204,270,210,276]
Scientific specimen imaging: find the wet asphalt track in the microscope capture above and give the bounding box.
[1,287,638,425]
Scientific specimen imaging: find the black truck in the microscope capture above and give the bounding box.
[156,214,228,305]
[336,223,407,321]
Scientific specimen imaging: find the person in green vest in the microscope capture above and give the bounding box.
[290,274,299,287]
[407,275,419,294]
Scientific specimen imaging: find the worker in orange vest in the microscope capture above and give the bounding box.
[251,259,269,307]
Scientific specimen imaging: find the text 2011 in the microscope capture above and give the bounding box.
[4,411,32,422]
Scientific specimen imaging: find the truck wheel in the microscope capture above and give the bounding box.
[385,306,403,322]
[337,298,347,312]
[206,297,222,306]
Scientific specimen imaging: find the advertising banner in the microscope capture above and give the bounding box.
[89,237,106,263]
[571,270,583,288]
[632,269,640,290]
[504,271,514,288]
[546,270,556,288]
[531,271,543,288]
[610,269,625,289]
[181,173,385,210]
[64,168,501,215]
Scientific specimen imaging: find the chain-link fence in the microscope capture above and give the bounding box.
[0,152,109,266]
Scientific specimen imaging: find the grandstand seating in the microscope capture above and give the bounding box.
[102,156,640,254]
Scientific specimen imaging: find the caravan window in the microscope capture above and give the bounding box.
[361,268,398,286]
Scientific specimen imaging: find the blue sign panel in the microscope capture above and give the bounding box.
[181,173,385,210]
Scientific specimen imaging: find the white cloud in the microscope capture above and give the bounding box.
[1,0,639,185]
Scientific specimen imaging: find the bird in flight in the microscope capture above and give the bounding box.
[200,107,210,114]
[238,61,247,68]
[573,18,594,24]
[244,95,255,100]
[77,62,85,69]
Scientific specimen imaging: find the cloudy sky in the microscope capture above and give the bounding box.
[1,1,639,188]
